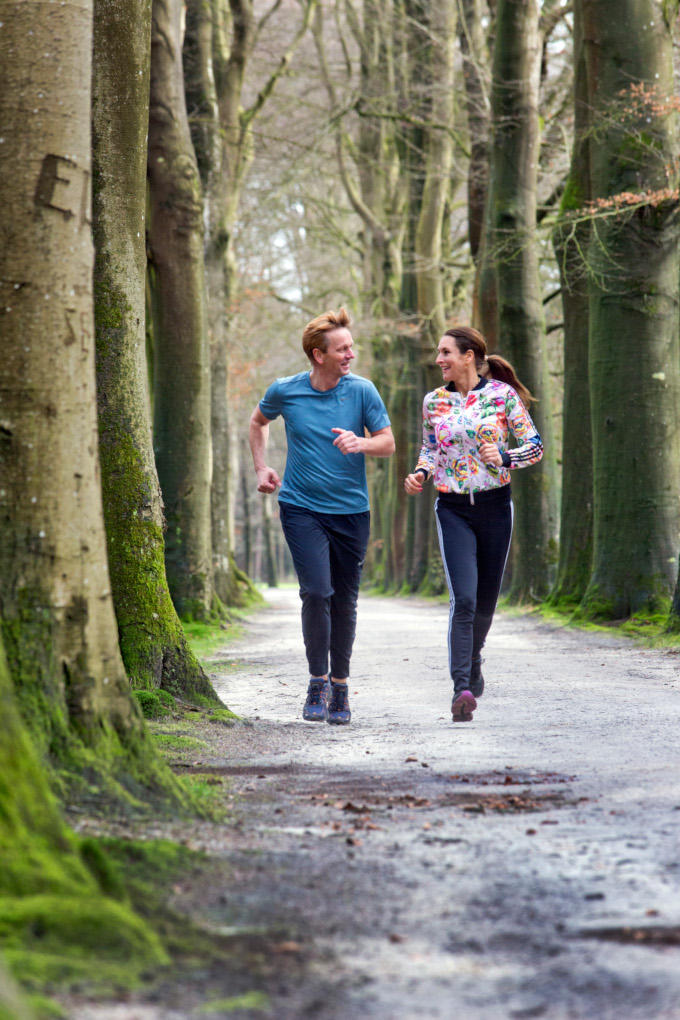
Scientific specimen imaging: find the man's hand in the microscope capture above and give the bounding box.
[256,466,281,493]
[331,428,364,455]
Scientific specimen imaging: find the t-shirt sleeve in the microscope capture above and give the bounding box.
[363,381,391,433]
[258,379,283,421]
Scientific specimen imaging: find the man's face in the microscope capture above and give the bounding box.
[316,327,356,377]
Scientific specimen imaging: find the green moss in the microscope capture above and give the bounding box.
[151,733,208,753]
[0,895,167,966]
[25,995,66,1019]
[134,689,175,720]
[208,709,239,726]
[559,174,584,214]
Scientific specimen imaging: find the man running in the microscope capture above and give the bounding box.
[249,308,394,724]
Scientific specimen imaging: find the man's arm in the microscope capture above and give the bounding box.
[331,425,395,457]
[249,406,282,493]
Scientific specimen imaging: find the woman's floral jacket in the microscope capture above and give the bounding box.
[415,378,543,500]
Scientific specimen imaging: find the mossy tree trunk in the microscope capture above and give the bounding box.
[550,1,593,605]
[581,0,680,618]
[0,628,168,992]
[92,0,219,702]
[489,0,558,601]
[0,0,181,799]
[148,0,214,621]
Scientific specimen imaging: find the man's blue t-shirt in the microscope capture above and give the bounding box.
[259,371,390,514]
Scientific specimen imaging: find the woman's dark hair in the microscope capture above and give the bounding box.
[443,325,535,405]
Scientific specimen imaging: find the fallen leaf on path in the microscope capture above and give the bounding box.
[405,756,418,763]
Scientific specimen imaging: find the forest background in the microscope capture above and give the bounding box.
[2,0,680,1015]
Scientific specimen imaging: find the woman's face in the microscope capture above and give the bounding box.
[436,337,474,384]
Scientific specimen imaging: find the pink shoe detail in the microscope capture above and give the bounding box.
[451,690,477,722]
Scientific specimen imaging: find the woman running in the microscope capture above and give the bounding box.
[404,326,543,722]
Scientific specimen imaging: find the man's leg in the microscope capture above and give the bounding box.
[279,503,332,679]
[326,511,371,681]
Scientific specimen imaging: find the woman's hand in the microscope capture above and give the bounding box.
[478,441,503,467]
[404,472,425,495]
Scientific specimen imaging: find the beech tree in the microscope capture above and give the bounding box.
[92,0,219,699]
[148,0,214,620]
[550,0,593,604]
[580,0,680,618]
[486,0,558,600]
[0,0,179,798]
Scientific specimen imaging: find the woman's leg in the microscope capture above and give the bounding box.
[434,500,478,694]
[470,499,514,687]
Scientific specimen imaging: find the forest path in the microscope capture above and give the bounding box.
[198,587,680,1019]
[74,588,680,1019]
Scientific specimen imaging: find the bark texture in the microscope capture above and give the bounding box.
[92,0,219,700]
[148,0,213,620]
[489,0,558,601]
[550,1,593,604]
[581,0,680,618]
[0,0,140,752]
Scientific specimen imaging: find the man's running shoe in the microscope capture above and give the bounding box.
[451,689,477,722]
[302,678,330,722]
[327,682,351,725]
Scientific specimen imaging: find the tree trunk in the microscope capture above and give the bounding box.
[0,0,179,798]
[490,0,558,601]
[0,627,168,986]
[459,0,494,335]
[148,0,213,621]
[92,0,218,703]
[581,0,680,618]
[550,1,593,605]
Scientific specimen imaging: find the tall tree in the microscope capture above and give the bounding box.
[581,0,680,618]
[0,0,179,797]
[488,0,558,601]
[148,0,214,620]
[550,0,593,604]
[92,0,220,699]
[183,0,315,607]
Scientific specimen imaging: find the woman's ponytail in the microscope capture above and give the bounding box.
[443,325,535,406]
[486,354,535,406]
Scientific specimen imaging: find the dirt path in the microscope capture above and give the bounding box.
[74,588,680,1019]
